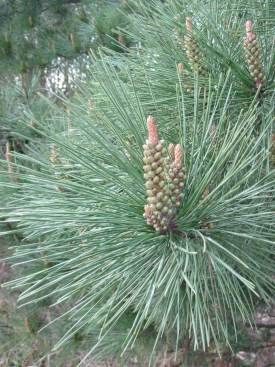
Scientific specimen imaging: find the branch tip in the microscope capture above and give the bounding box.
[185,17,192,33]
[146,115,158,145]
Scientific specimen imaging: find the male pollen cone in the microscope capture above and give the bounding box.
[169,143,175,159]
[175,144,182,166]
[246,20,253,31]
[147,115,158,145]
[186,17,192,33]
[245,20,253,40]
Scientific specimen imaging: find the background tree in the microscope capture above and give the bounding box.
[0,0,131,74]
[0,0,132,144]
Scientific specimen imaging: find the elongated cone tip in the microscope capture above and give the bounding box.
[186,17,192,33]
[245,20,253,33]
[147,115,158,145]
[245,20,254,41]
[5,142,13,175]
[5,141,11,161]
[178,63,184,74]
[169,143,175,159]
[175,144,182,166]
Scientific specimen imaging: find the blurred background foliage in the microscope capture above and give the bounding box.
[0,0,133,143]
[0,1,136,366]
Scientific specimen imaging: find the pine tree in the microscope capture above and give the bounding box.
[0,0,132,199]
[0,0,132,137]
[1,0,275,365]
[0,0,130,75]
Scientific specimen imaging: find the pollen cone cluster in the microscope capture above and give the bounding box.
[184,17,206,76]
[168,143,185,207]
[244,20,264,88]
[143,116,185,233]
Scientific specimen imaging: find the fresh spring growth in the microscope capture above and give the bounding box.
[184,17,207,76]
[143,116,184,233]
[244,20,265,88]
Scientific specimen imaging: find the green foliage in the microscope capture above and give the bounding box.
[0,0,274,364]
[0,0,134,150]
[0,0,131,74]
[0,73,52,140]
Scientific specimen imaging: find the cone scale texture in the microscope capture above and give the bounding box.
[244,20,264,88]
[184,17,207,76]
[143,116,185,233]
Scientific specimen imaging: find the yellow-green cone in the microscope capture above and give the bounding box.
[168,144,185,209]
[143,116,185,233]
[184,17,207,76]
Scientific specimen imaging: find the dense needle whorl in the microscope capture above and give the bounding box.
[143,116,185,233]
